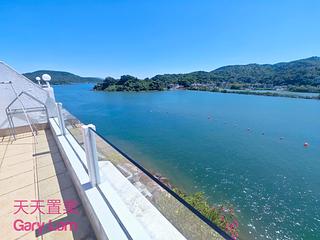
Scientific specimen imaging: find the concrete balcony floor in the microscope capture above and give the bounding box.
[0,129,96,240]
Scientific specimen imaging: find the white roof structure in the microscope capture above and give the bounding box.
[0,61,57,130]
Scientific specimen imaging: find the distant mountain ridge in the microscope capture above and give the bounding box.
[209,56,320,85]
[94,57,320,92]
[23,70,103,85]
[24,57,320,89]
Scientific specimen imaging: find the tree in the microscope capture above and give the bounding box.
[117,75,138,85]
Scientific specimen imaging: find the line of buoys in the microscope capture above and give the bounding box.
[204,115,311,148]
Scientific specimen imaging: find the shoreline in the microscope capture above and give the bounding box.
[189,88,320,100]
[94,87,320,100]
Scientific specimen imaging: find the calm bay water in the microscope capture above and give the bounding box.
[54,84,320,240]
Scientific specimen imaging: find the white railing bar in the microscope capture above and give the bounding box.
[56,102,66,135]
[82,124,101,186]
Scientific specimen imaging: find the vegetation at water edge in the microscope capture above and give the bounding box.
[174,188,239,239]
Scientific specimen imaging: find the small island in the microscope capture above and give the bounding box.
[94,57,320,99]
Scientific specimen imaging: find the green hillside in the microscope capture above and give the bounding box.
[94,57,320,93]
[24,70,103,85]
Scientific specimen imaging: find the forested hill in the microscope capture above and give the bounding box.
[24,70,103,85]
[212,56,320,85]
[94,57,320,92]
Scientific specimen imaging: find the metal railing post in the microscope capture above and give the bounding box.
[56,102,66,135]
[82,124,101,186]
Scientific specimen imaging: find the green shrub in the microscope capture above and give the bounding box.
[174,188,239,239]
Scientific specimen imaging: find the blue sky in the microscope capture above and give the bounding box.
[0,0,319,78]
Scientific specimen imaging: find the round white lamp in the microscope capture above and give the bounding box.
[35,76,41,85]
[42,74,51,87]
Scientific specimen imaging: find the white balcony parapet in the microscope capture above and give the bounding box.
[50,118,153,240]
